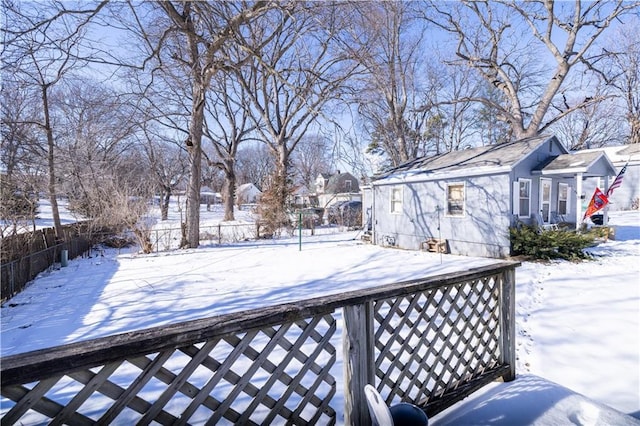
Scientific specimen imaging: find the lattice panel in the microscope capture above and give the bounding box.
[1,314,337,425]
[373,274,502,405]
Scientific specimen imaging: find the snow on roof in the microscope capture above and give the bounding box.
[532,151,613,175]
[374,134,558,184]
[573,144,640,164]
[236,183,261,193]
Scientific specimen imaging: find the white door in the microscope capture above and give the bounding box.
[540,178,552,223]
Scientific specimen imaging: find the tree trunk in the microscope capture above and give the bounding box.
[260,144,291,236]
[629,115,640,145]
[161,187,171,221]
[276,145,290,210]
[223,162,236,222]
[42,86,63,240]
[184,102,203,248]
[182,72,207,247]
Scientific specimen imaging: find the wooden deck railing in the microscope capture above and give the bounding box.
[0,261,518,425]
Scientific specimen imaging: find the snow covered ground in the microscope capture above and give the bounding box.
[1,202,639,424]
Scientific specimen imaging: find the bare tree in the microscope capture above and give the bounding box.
[202,73,258,221]
[599,17,640,144]
[76,158,156,253]
[333,131,378,183]
[145,1,277,248]
[234,2,358,230]
[236,143,274,190]
[0,89,43,237]
[2,1,107,238]
[424,1,640,140]
[550,92,626,150]
[52,77,137,217]
[0,81,45,179]
[290,134,333,191]
[138,123,188,221]
[420,60,481,154]
[346,1,428,167]
[472,82,512,146]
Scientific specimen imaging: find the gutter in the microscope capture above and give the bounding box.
[372,165,512,187]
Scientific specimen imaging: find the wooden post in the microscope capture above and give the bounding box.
[499,268,516,381]
[343,301,375,425]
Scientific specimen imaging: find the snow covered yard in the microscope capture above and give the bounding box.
[1,207,639,424]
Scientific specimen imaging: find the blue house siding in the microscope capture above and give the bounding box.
[369,135,619,258]
[372,173,512,258]
[608,163,639,210]
[511,173,578,226]
[582,164,640,212]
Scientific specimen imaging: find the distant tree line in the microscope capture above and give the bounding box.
[1,0,638,247]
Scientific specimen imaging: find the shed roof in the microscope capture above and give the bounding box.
[374,134,561,183]
[237,183,261,194]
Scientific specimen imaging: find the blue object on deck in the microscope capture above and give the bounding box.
[389,403,429,425]
[364,384,429,426]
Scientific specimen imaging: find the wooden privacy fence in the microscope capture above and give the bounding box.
[1,223,93,302]
[0,262,518,425]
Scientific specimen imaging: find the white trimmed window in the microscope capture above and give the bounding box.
[518,179,531,218]
[558,183,569,215]
[446,183,465,216]
[390,187,403,214]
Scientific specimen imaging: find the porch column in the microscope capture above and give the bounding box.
[603,176,610,226]
[575,173,583,230]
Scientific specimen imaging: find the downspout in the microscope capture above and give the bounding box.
[371,184,376,245]
[575,173,583,230]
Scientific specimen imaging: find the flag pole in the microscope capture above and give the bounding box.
[575,172,583,230]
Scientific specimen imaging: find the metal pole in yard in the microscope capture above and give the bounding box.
[298,211,302,251]
[437,205,443,264]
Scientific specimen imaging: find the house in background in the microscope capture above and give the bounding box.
[289,186,318,208]
[236,183,261,205]
[315,171,361,209]
[367,135,618,258]
[577,144,640,212]
[200,186,221,206]
[314,173,332,197]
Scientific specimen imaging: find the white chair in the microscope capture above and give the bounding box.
[364,384,429,426]
[533,212,559,231]
[364,384,394,426]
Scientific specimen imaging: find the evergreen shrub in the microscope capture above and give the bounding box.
[510,225,595,261]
